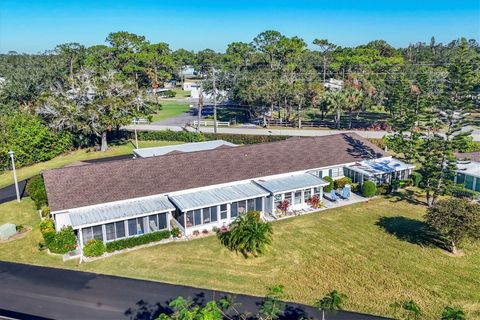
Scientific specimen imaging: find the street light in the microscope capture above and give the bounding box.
[8,151,20,202]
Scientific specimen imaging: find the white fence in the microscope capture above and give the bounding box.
[192,120,230,127]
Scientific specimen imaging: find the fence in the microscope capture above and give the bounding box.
[192,120,231,127]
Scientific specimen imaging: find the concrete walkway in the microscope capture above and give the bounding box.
[0,261,390,320]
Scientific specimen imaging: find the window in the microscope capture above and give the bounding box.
[294,191,302,204]
[149,215,159,232]
[220,204,228,219]
[115,221,125,238]
[330,167,343,178]
[304,189,311,201]
[231,202,238,217]
[92,225,103,241]
[255,197,263,211]
[284,192,292,204]
[186,211,194,227]
[210,206,218,222]
[475,179,480,192]
[465,175,475,190]
[194,209,202,225]
[158,213,167,230]
[106,223,115,241]
[82,228,93,243]
[456,173,466,185]
[247,199,255,212]
[202,208,211,224]
[313,187,321,196]
[128,219,137,236]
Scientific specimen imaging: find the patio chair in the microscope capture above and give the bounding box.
[338,185,351,200]
[323,190,339,201]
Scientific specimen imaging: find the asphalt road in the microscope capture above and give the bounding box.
[0,180,27,204]
[0,261,390,320]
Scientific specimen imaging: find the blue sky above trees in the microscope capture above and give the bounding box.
[0,0,479,53]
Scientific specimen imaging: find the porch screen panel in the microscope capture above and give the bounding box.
[186,211,194,227]
[202,208,211,224]
[128,219,136,236]
[304,189,311,201]
[105,223,115,241]
[158,213,167,229]
[247,199,255,212]
[294,191,301,204]
[194,210,202,225]
[238,201,246,214]
[465,175,475,190]
[149,215,159,232]
[115,221,125,238]
[231,203,238,217]
[255,197,263,211]
[210,206,218,222]
[82,228,93,243]
[92,225,103,241]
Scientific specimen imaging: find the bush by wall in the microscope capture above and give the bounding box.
[448,185,479,199]
[323,176,334,192]
[83,239,106,257]
[410,172,423,187]
[334,177,352,189]
[376,183,391,195]
[105,230,171,253]
[137,130,206,142]
[362,181,377,197]
[26,175,47,209]
[39,219,77,254]
[0,113,73,171]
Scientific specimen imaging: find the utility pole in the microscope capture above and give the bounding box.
[212,67,218,134]
[8,151,20,202]
[133,118,139,149]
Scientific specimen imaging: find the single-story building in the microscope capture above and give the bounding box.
[43,133,414,248]
[454,152,480,192]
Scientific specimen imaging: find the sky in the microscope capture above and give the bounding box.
[0,0,479,53]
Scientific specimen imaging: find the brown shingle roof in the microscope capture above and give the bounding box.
[43,133,386,212]
[455,152,480,162]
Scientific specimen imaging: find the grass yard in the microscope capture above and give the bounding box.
[151,100,190,122]
[0,140,182,189]
[0,193,478,319]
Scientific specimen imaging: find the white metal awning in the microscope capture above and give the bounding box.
[254,173,329,194]
[68,196,175,228]
[169,182,269,212]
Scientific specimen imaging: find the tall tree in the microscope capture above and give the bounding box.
[55,43,86,87]
[313,39,337,82]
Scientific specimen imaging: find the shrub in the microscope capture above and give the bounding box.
[137,130,205,142]
[48,226,77,254]
[170,227,181,238]
[307,195,322,209]
[41,205,50,218]
[350,183,360,193]
[377,183,391,195]
[334,177,352,189]
[105,230,171,253]
[448,185,479,199]
[26,175,47,209]
[83,239,106,257]
[193,230,200,236]
[323,176,334,193]
[410,172,423,187]
[39,218,56,246]
[362,181,377,197]
[246,210,261,221]
[277,200,290,213]
[159,90,176,98]
[15,224,24,232]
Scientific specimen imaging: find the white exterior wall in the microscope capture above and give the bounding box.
[54,212,72,231]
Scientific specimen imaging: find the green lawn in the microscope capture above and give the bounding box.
[0,193,478,319]
[151,100,190,122]
[0,140,182,189]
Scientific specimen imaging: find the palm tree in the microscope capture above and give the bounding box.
[441,306,465,320]
[344,86,363,129]
[217,212,273,257]
[323,90,346,129]
[317,290,347,320]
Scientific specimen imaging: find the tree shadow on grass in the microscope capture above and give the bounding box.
[385,189,426,206]
[376,216,448,250]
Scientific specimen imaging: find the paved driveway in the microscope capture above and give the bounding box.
[0,261,390,320]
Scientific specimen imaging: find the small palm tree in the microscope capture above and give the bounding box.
[217,211,273,257]
[317,290,347,320]
[441,306,466,320]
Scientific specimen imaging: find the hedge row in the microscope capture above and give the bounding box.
[114,129,290,145]
[105,230,171,253]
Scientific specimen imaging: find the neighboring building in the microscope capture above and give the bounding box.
[133,140,236,158]
[324,78,344,90]
[43,133,413,248]
[454,152,480,192]
[182,81,198,91]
